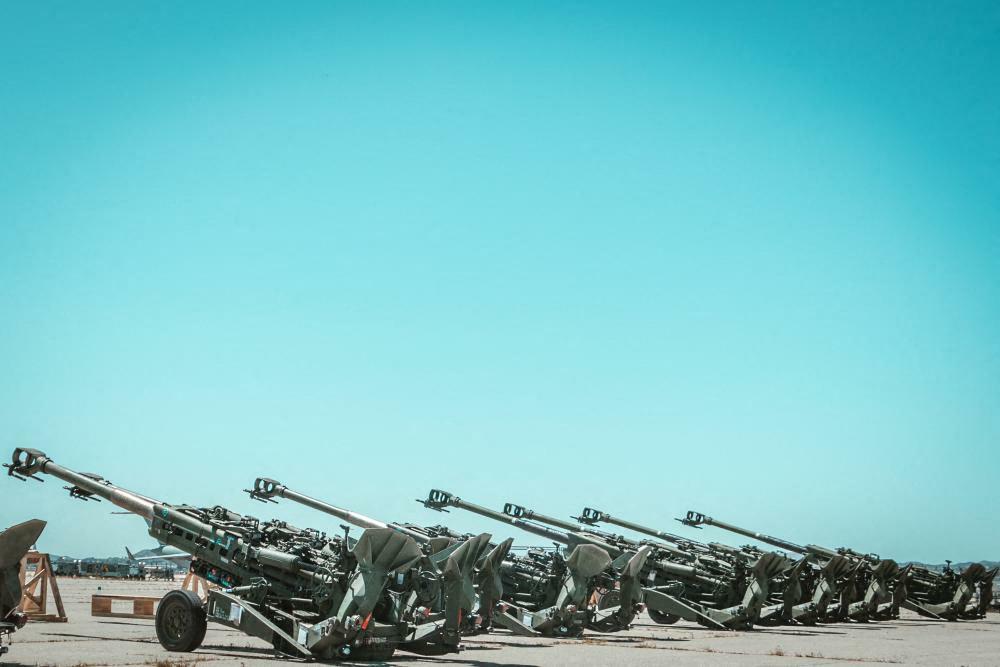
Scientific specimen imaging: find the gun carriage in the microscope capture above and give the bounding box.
[246,477,502,639]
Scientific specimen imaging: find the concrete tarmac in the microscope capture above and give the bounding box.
[7,579,1000,666]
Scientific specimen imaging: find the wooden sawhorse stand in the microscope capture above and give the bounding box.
[19,551,67,622]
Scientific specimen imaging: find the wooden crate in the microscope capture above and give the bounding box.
[91,594,160,620]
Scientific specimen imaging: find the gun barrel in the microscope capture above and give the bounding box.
[581,507,698,548]
[498,502,650,561]
[502,503,580,533]
[614,517,686,544]
[282,485,389,531]
[682,510,807,555]
[8,448,156,519]
[423,490,572,545]
[251,478,429,543]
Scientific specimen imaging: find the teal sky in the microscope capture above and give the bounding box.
[1,2,998,563]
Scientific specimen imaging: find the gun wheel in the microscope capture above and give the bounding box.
[155,590,207,652]
[550,625,585,638]
[647,608,680,625]
[597,590,621,610]
[341,644,397,661]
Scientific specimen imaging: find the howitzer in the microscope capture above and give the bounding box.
[0,519,46,658]
[900,561,997,620]
[498,500,787,630]
[5,448,457,660]
[681,510,907,623]
[383,522,517,633]
[400,523,620,637]
[576,507,812,626]
[247,477,503,638]
[420,490,650,636]
[979,567,1000,617]
[974,567,998,618]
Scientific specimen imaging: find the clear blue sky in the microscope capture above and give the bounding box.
[1,2,997,563]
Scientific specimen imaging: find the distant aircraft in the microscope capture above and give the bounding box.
[112,510,191,566]
[125,544,191,565]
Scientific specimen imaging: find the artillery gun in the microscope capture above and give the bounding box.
[901,561,997,620]
[395,522,621,637]
[5,448,459,660]
[246,477,505,637]
[0,519,46,658]
[575,507,812,626]
[975,567,998,618]
[420,490,650,636]
[680,511,907,623]
[495,499,787,629]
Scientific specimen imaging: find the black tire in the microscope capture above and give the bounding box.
[155,589,207,652]
[190,609,208,651]
[562,625,586,639]
[647,608,680,625]
[597,590,621,610]
[339,643,397,661]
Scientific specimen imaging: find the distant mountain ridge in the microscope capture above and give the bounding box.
[903,560,999,572]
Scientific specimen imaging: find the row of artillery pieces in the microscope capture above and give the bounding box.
[2,447,996,662]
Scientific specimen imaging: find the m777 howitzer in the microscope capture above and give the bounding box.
[0,519,46,658]
[498,501,788,630]
[420,489,651,637]
[902,561,997,621]
[246,477,507,637]
[397,522,624,638]
[575,507,814,627]
[5,448,458,661]
[966,564,997,619]
[681,511,907,623]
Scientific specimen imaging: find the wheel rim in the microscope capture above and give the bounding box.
[163,602,190,640]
